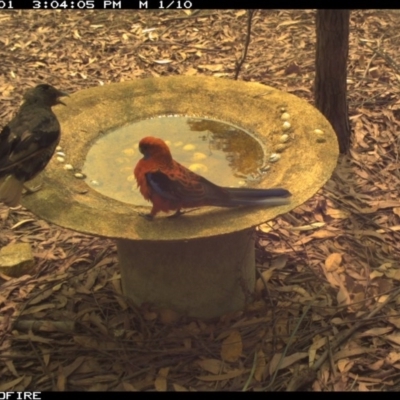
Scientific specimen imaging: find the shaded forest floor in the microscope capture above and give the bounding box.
[1,9,400,391]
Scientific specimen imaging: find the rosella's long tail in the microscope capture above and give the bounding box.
[214,187,291,207]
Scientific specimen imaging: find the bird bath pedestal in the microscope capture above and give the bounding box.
[22,77,338,318]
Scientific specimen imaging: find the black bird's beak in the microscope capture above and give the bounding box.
[57,91,70,106]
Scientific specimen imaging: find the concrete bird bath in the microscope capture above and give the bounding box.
[21,76,338,318]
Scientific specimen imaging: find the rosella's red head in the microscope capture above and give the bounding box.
[138,136,173,162]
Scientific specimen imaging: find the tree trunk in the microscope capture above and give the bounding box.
[315,10,350,154]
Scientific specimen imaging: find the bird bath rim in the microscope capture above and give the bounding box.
[21,76,338,242]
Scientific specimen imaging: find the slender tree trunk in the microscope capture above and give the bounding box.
[315,10,350,154]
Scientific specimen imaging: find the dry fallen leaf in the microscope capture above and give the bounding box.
[198,64,224,72]
[197,369,245,381]
[221,330,243,363]
[386,333,400,346]
[155,367,170,392]
[289,222,326,231]
[386,352,400,365]
[197,358,225,375]
[269,352,308,375]
[325,253,343,271]
[338,359,354,373]
[154,59,173,64]
[254,350,267,382]
[326,208,351,219]
[358,326,393,338]
[173,383,188,391]
[255,268,276,295]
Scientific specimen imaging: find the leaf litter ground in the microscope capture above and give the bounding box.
[1,9,400,391]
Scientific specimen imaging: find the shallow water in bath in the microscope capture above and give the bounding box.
[83,116,266,206]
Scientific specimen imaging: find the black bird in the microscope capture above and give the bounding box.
[0,84,68,206]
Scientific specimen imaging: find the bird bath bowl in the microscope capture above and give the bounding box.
[22,76,338,318]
